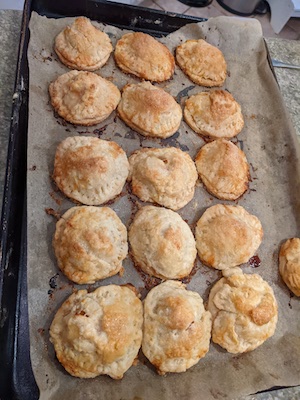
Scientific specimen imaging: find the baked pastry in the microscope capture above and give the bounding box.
[176,39,226,87]
[195,204,263,270]
[53,136,129,205]
[117,81,182,138]
[50,285,143,378]
[279,238,300,296]
[184,90,244,139]
[129,206,196,280]
[128,147,197,210]
[114,32,175,82]
[54,17,113,71]
[49,70,120,126]
[142,280,212,374]
[207,270,278,353]
[53,206,128,284]
[195,139,249,200]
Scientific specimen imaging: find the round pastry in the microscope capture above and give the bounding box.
[129,206,196,280]
[53,206,128,284]
[184,90,244,139]
[50,285,143,379]
[128,147,197,210]
[49,70,121,126]
[176,39,226,87]
[114,32,175,82]
[279,238,300,296]
[195,204,263,270]
[142,280,212,374]
[117,81,182,138]
[207,270,278,353]
[54,17,113,71]
[195,139,249,200]
[53,136,129,205]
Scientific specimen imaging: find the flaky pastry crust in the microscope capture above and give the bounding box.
[142,280,212,374]
[53,206,128,284]
[49,70,120,126]
[50,285,143,378]
[54,17,113,71]
[279,238,300,296]
[114,32,175,82]
[118,81,182,138]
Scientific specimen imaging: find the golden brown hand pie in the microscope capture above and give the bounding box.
[49,70,120,126]
[176,39,226,87]
[114,32,175,82]
[279,238,300,296]
[195,139,250,200]
[184,90,244,139]
[53,136,129,205]
[142,280,212,374]
[117,81,182,138]
[129,206,196,280]
[53,206,128,284]
[207,270,278,353]
[50,285,143,379]
[128,147,198,210]
[195,204,263,270]
[54,17,113,71]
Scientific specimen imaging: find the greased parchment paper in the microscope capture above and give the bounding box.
[27,11,300,400]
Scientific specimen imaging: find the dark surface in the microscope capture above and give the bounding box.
[0,1,204,399]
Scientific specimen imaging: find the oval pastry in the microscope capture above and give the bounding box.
[50,285,143,379]
[176,39,227,87]
[208,270,278,353]
[49,70,121,126]
[53,136,129,205]
[184,90,244,139]
[195,204,263,270]
[142,280,212,374]
[279,238,300,296]
[128,147,198,210]
[53,206,128,284]
[118,81,182,138]
[54,17,113,71]
[129,206,197,280]
[114,32,175,82]
[195,139,250,200]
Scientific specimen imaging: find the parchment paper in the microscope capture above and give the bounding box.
[27,11,300,400]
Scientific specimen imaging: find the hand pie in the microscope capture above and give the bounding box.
[195,139,249,200]
[53,206,128,284]
[184,90,244,139]
[117,81,182,138]
[129,206,196,280]
[279,238,300,296]
[50,285,143,378]
[142,280,212,374]
[49,70,120,126]
[53,136,129,205]
[207,270,278,353]
[128,147,197,210]
[54,17,113,71]
[176,39,226,87]
[195,204,263,270]
[114,32,175,82]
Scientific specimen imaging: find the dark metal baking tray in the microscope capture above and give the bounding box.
[0,1,204,399]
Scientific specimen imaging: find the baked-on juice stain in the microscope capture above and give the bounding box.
[248,255,261,268]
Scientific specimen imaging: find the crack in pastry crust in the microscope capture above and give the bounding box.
[195,204,263,270]
[117,81,182,138]
[49,70,121,126]
[176,39,227,87]
[53,206,128,284]
[114,32,175,82]
[54,17,113,71]
[279,238,300,296]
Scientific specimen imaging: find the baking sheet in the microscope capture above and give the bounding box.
[27,11,300,400]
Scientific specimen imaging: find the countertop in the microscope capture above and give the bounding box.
[0,8,299,400]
